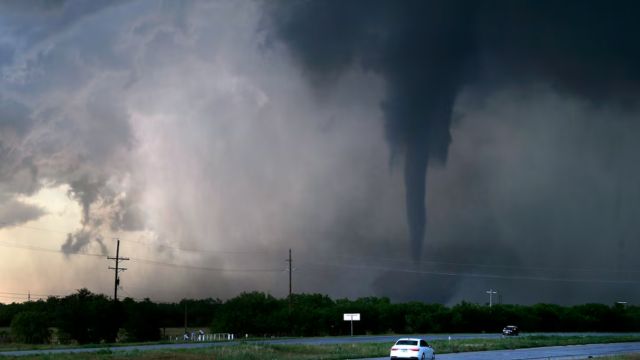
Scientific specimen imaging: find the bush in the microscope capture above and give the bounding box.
[10,311,51,344]
[55,289,122,344]
[0,329,10,344]
[122,298,161,342]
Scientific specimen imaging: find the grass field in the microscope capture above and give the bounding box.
[0,328,236,352]
[2,335,640,359]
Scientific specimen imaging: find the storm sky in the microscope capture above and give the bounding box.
[1,0,639,305]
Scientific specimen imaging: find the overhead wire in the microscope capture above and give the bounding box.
[3,222,640,286]
[0,291,61,297]
[7,222,636,275]
[117,237,270,255]
[129,257,284,273]
[297,260,640,285]
[1,223,273,255]
[0,223,69,235]
[0,241,105,258]
[296,249,640,275]
[0,239,282,273]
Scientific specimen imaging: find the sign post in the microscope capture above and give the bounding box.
[343,313,360,336]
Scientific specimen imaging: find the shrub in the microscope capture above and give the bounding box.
[10,311,51,344]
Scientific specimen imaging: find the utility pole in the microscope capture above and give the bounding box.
[486,289,497,307]
[108,239,129,301]
[184,302,188,334]
[286,249,292,310]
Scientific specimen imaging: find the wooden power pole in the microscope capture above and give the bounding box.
[108,239,129,301]
[287,249,292,310]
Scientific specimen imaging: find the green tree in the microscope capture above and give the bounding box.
[211,292,285,336]
[290,294,335,336]
[10,311,51,344]
[451,302,490,332]
[55,289,121,344]
[122,298,161,342]
[404,302,450,333]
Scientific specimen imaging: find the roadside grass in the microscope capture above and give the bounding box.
[0,340,175,352]
[0,328,240,352]
[3,335,640,360]
[430,334,640,353]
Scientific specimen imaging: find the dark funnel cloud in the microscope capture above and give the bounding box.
[264,0,640,260]
[61,229,108,256]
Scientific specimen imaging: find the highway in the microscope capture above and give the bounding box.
[1,333,640,357]
[253,332,640,345]
[366,342,640,360]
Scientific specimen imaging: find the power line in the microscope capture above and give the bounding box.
[118,237,270,255]
[298,260,640,285]
[0,240,280,273]
[4,229,639,286]
[1,223,273,256]
[0,294,48,301]
[0,223,69,234]
[0,241,105,258]
[0,295,33,301]
[303,251,640,275]
[3,238,639,285]
[118,287,145,301]
[9,222,640,275]
[286,248,292,311]
[0,291,61,297]
[131,257,282,273]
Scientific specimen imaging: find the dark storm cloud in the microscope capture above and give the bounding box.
[0,97,35,137]
[0,198,46,228]
[61,228,107,255]
[0,0,125,46]
[0,0,140,255]
[0,98,40,196]
[67,175,107,226]
[3,0,640,305]
[110,188,146,232]
[264,0,640,261]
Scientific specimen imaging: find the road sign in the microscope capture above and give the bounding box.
[343,313,360,321]
[343,313,360,336]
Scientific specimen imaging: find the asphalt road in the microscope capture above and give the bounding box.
[365,342,640,360]
[2,333,640,357]
[252,332,640,346]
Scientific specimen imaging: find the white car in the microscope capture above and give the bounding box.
[390,338,435,360]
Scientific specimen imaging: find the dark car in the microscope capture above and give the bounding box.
[502,325,519,336]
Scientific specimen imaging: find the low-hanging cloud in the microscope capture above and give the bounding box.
[0,198,46,228]
[263,0,640,262]
[1,0,640,304]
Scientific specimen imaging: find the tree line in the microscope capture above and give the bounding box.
[1,289,639,344]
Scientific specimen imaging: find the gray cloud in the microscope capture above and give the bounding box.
[0,1,137,255]
[0,97,40,196]
[264,0,640,264]
[0,97,34,137]
[110,188,146,232]
[0,198,46,228]
[61,228,107,256]
[1,0,639,305]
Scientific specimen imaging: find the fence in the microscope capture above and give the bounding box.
[171,331,234,342]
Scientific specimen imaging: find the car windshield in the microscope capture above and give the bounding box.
[396,340,418,346]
